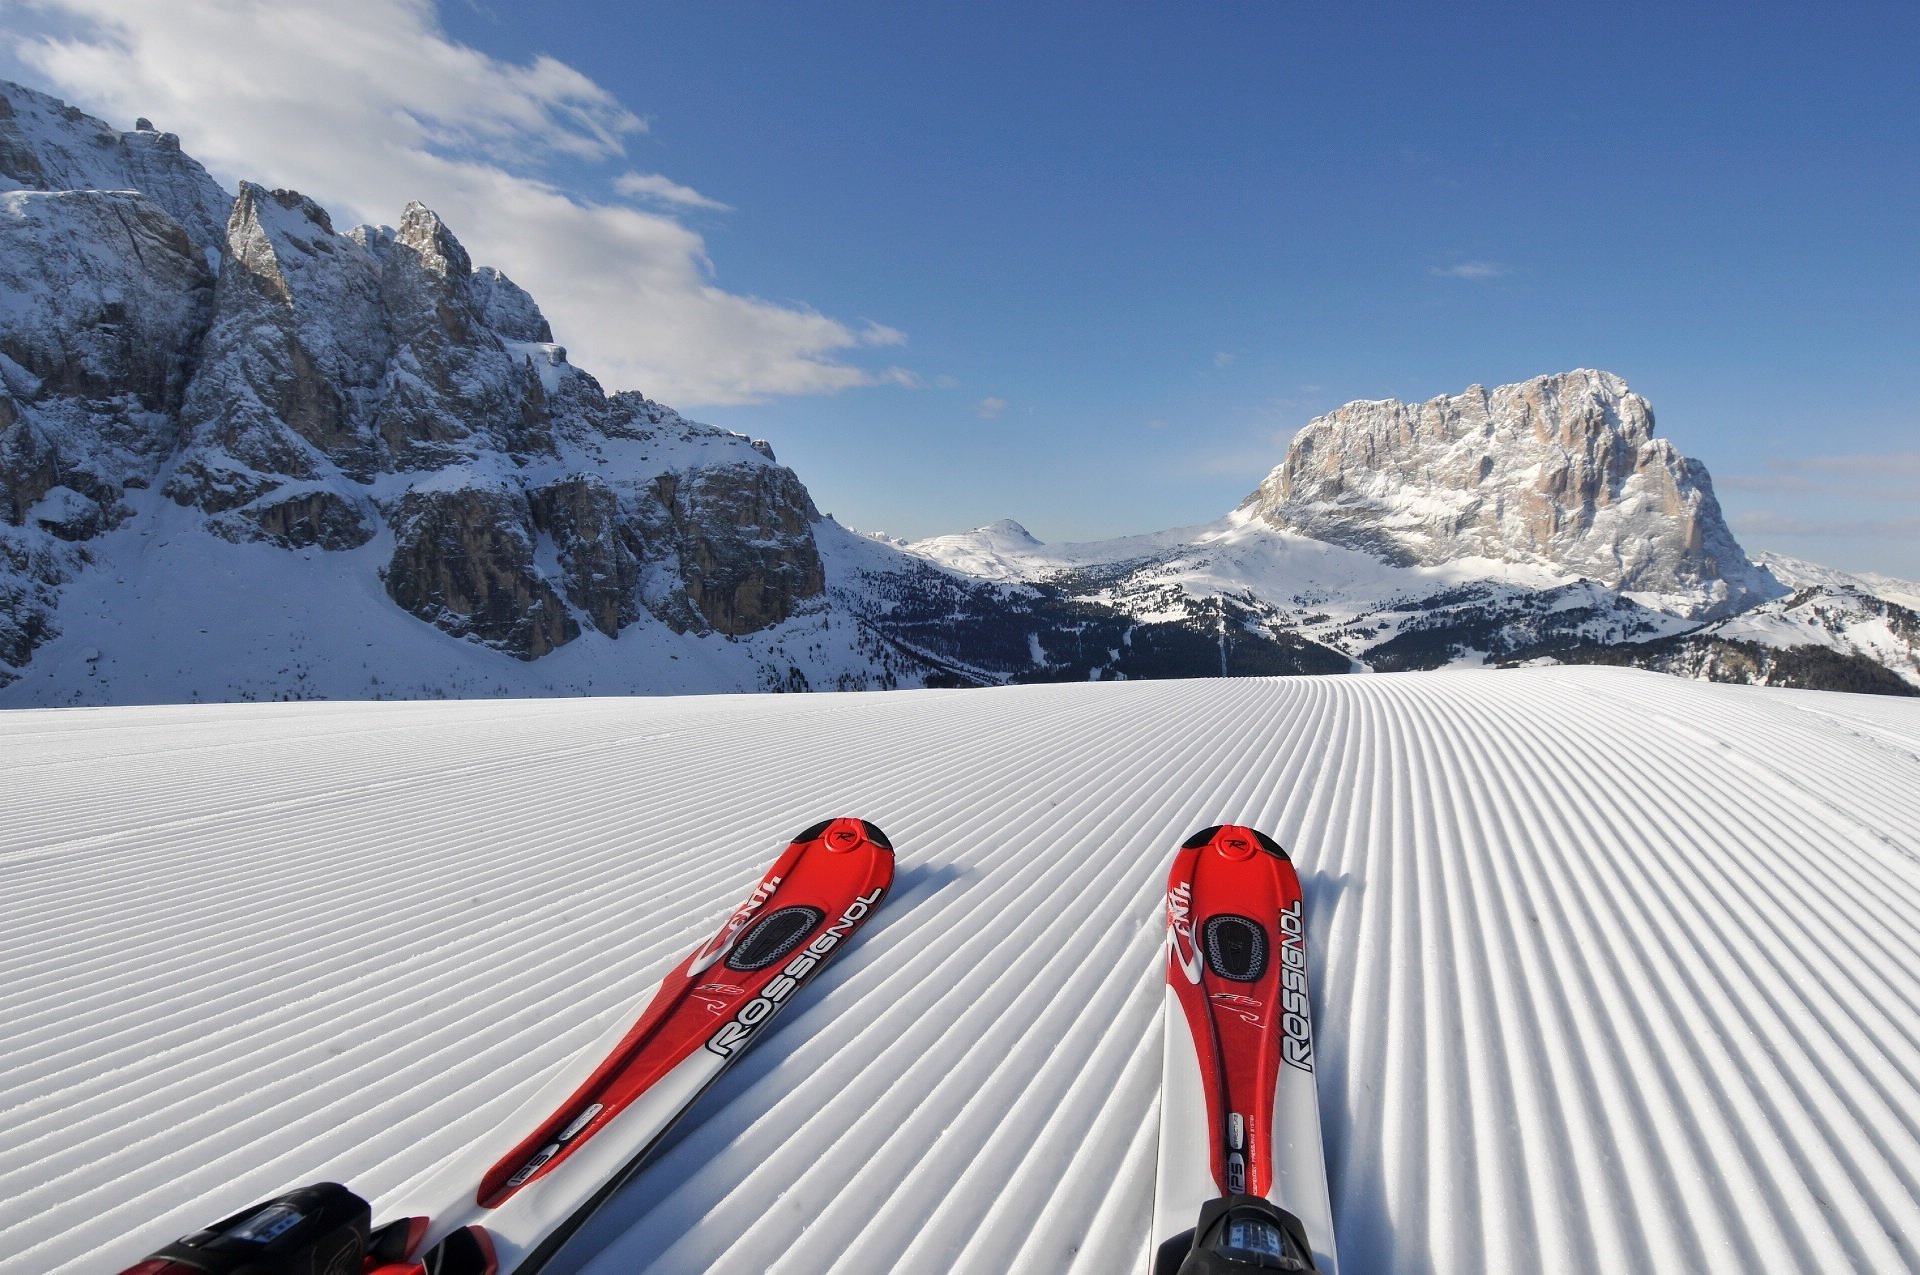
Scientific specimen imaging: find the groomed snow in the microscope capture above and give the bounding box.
[3,668,1918,1273]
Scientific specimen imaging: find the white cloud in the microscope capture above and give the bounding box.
[1732,510,1920,539]
[1798,450,1920,476]
[7,0,908,405]
[1718,452,1920,505]
[1213,351,1235,368]
[976,396,1007,419]
[1429,260,1511,281]
[613,171,731,212]
[856,320,908,347]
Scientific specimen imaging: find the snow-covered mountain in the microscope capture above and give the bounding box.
[896,515,1920,696]
[4,669,1918,1274]
[1,78,1914,703]
[898,379,1920,694]
[1584,553,1920,693]
[0,80,900,701]
[1240,369,1778,618]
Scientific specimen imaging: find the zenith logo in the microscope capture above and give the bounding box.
[1167,881,1202,985]
[688,875,783,976]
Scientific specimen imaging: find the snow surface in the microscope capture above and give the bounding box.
[1759,554,1920,613]
[3,668,1919,1274]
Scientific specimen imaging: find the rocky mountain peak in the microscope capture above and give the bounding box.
[0,81,230,254]
[469,268,553,344]
[226,182,327,303]
[0,80,831,682]
[395,200,471,281]
[1240,370,1779,617]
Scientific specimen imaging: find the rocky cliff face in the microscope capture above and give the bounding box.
[1241,370,1778,617]
[0,81,825,681]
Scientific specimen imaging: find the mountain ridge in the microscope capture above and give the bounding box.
[1239,368,1777,618]
[0,78,1913,703]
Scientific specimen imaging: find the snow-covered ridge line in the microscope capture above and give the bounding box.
[7,77,1919,699]
[2,668,1917,1273]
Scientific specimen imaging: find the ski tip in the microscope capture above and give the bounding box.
[1182,824,1289,861]
[794,817,893,854]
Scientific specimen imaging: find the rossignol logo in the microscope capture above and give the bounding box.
[705,887,884,1058]
[1278,900,1313,1071]
[1167,880,1202,984]
[688,875,783,976]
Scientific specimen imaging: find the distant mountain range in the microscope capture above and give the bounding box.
[1,79,1914,704]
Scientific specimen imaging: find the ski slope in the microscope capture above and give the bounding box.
[3,667,1919,1274]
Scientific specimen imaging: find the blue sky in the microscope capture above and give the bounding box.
[5,0,1917,575]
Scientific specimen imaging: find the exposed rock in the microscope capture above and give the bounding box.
[1242,370,1779,617]
[29,485,106,541]
[2,414,58,524]
[0,529,68,678]
[470,267,552,343]
[0,81,232,252]
[213,488,375,551]
[356,205,554,466]
[647,463,825,635]
[0,188,212,410]
[0,92,46,188]
[0,178,210,609]
[384,487,578,659]
[528,476,641,637]
[169,181,388,499]
[165,459,279,514]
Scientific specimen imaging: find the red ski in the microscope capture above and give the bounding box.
[1152,824,1337,1274]
[116,818,894,1275]
[478,816,893,1213]
[464,816,894,1269]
